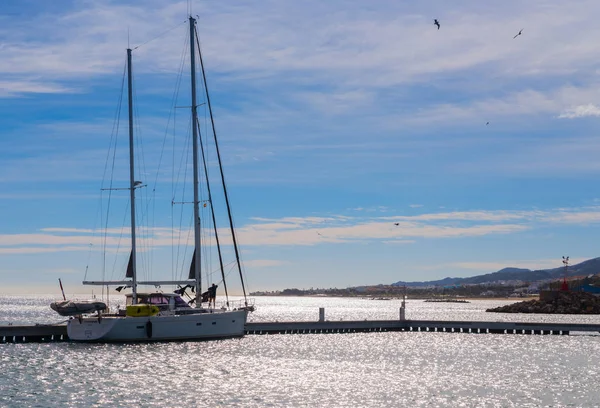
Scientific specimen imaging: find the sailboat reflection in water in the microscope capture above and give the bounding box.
[51,16,253,342]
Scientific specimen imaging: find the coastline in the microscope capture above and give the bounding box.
[250,294,538,301]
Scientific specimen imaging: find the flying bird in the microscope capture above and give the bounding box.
[394,223,400,226]
[513,28,523,39]
[434,19,440,30]
[317,232,323,236]
[486,122,489,125]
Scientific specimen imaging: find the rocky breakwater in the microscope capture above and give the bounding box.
[487,291,600,314]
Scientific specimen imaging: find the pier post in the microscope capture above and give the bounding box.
[319,307,325,322]
[400,289,406,321]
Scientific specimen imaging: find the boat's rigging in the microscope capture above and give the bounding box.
[131,67,154,283]
[156,34,189,283]
[81,16,250,307]
[87,52,152,290]
[82,61,126,289]
[194,23,249,305]
[131,19,187,52]
[109,199,133,281]
[57,15,253,343]
[165,48,215,292]
[168,37,194,284]
[196,118,230,304]
[102,82,125,286]
[150,25,231,295]
[172,115,193,283]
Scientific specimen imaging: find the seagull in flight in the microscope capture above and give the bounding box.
[394,223,400,226]
[317,232,323,236]
[513,28,523,39]
[434,19,440,30]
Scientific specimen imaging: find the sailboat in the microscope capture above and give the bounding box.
[54,16,253,342]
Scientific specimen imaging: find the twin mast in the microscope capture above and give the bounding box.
[127,16,203,305]
[84,17,249,307]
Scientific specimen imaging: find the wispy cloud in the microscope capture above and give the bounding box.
[0,246,92,255]
[558,104,600,119]
[2,1,600,95]
[243,259,288,267]
[382,239,416,245]
[4,1,600,191]
[0,80,75,97]
[4,205,600,254]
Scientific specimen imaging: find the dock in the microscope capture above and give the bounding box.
[0,324,68,343]
[2,319,600,343]
[245,320,600,335]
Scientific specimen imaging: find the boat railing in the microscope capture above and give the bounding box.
[213,298,255,311]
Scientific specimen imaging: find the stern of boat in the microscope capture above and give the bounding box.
[67,316,120,341]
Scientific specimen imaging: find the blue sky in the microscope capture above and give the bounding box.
[2,0,600,294]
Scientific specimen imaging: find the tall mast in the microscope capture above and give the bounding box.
[127,48,138,304]
[189,16,202,305]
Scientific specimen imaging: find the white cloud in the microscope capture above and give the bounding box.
[0,246,93,255]
[2,1,600,95]
[558,104,600,119]
[294,89,374,115]
[4,205,600,253]
[382,239,416,245]
[5,1,600,190]
[0,80,75,97]
[390,86,600,128]
[243,259,288,267]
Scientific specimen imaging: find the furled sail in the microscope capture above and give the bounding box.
[125,250,133,278]
[188,249,196,280]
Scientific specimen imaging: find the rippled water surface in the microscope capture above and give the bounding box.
[2,295,600,407]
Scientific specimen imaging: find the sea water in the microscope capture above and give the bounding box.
[1,295,600,407]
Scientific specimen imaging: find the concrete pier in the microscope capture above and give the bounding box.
[0,324,68,343]
[2,318,599,343]
[244,319,600,336]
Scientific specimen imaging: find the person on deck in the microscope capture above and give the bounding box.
[208,283,218,308]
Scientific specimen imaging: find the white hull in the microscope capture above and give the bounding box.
[67,309,247,342]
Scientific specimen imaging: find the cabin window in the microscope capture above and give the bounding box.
[147,295,169,305]
[125,294,191,308]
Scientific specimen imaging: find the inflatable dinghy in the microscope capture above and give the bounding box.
[50,300,107,316]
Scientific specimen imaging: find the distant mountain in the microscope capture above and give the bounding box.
[392,257,600,287]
